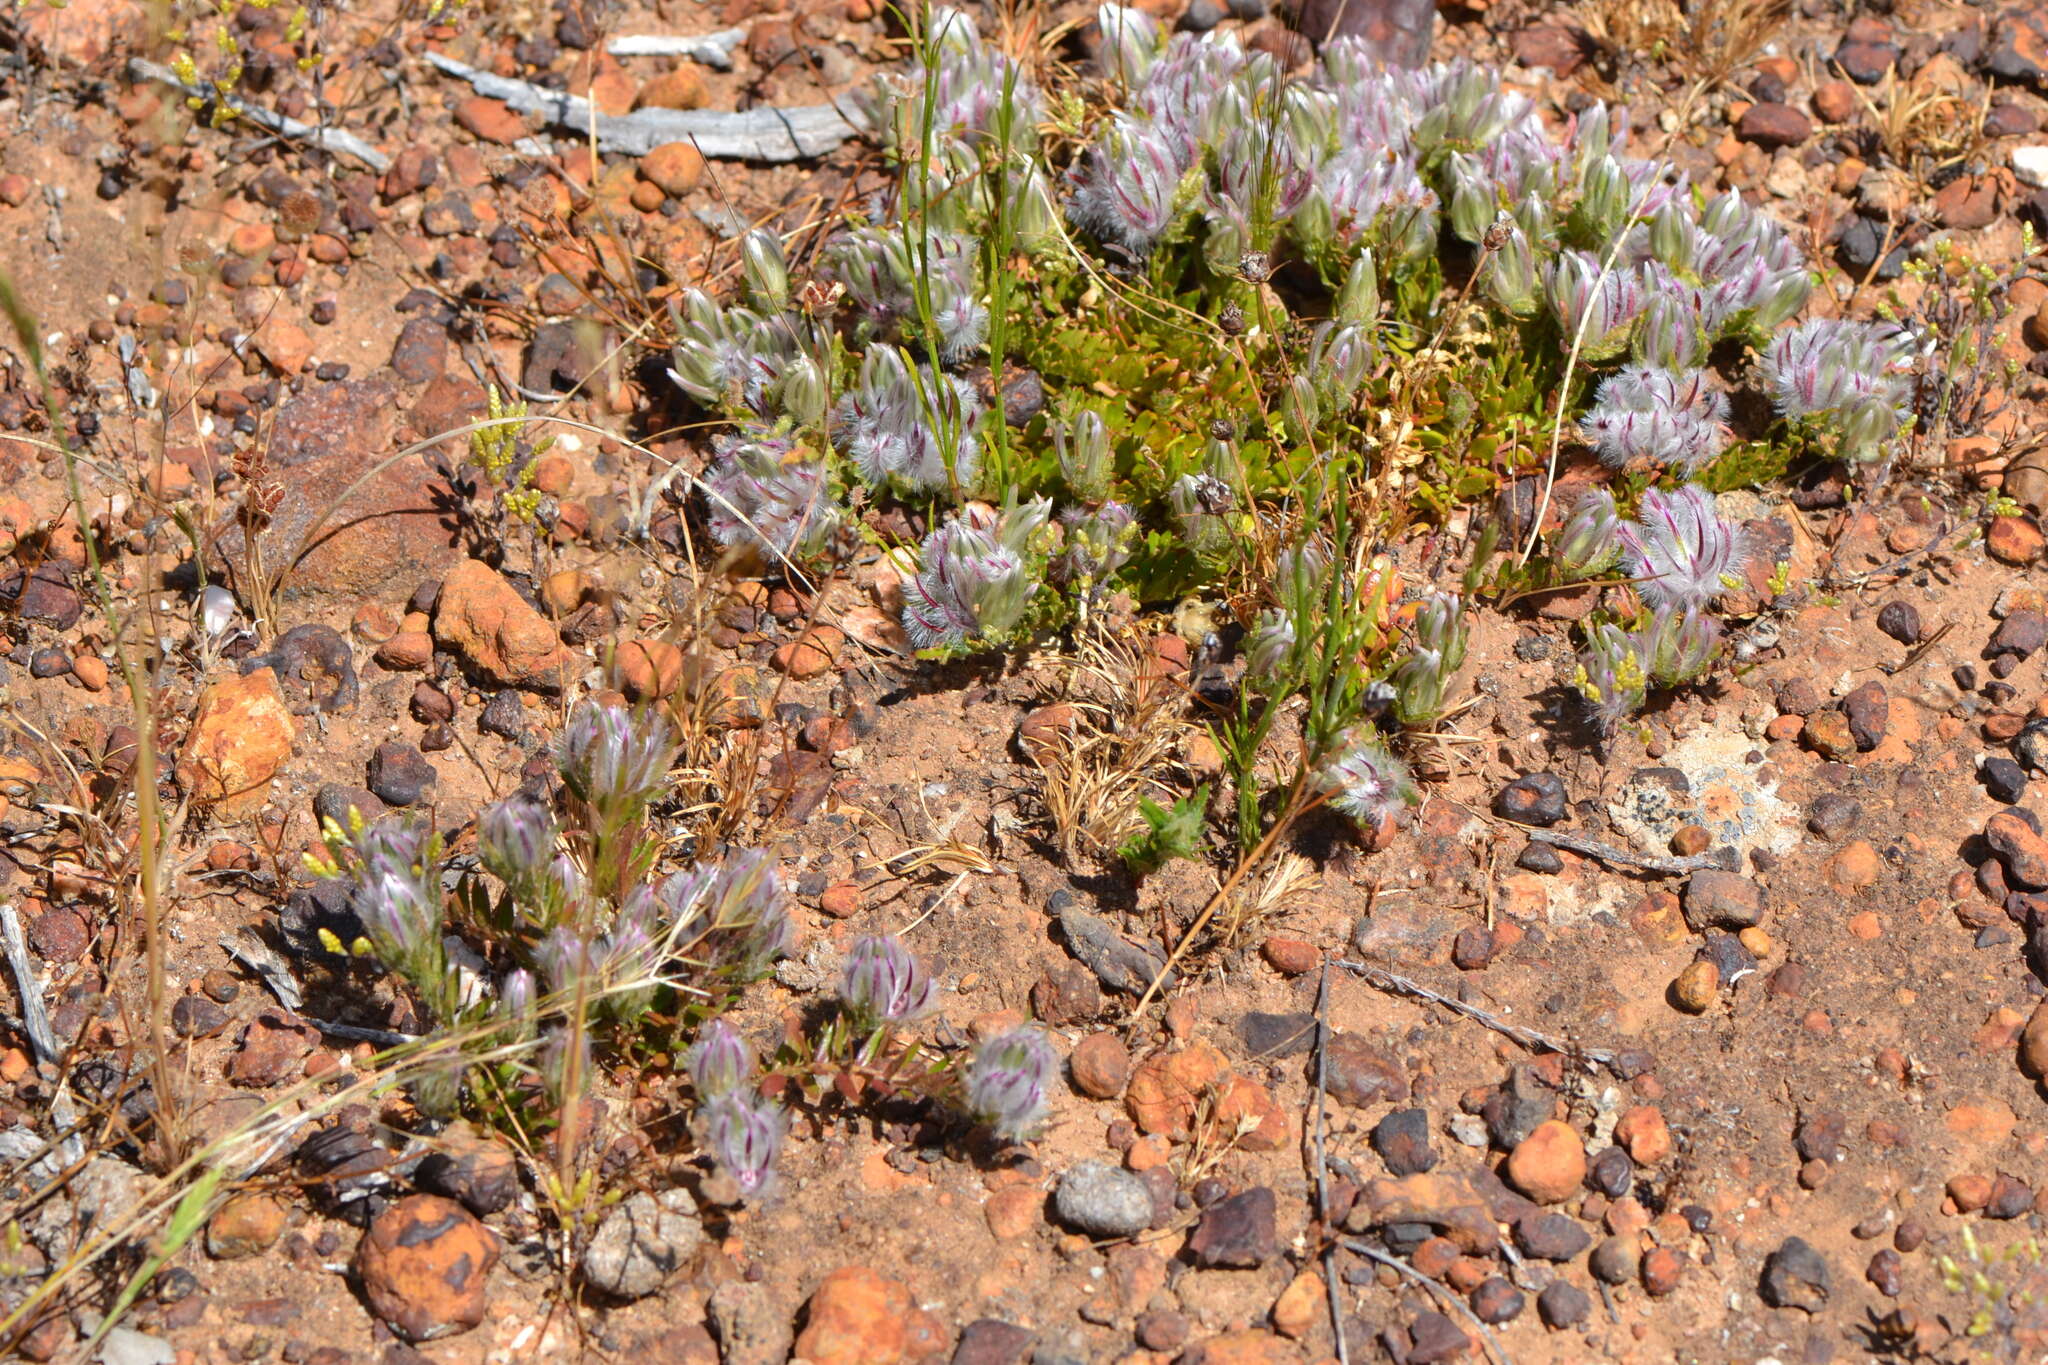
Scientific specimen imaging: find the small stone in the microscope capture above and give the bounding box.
[1591,1236,1638,1284]
[1801,710,1857,760]
[454,96,527,144]
[1470,1276,1523,1325]
[1269,1272,1322,1340]
[179,669,297,813]
[1404,1310,1469,1362]
[1738,101,1813,147]
[1986,1172,2035,1219]
[635,65,708,110]
[1517,843,1563,874]
[367,741,437,807]
[641,142,706,197]
[1494,772,1567,826]
[790,1265,940,1365]
[1188,1186,1277,1267]
[2017,145,2048,189]
[1588,1145,1634,1197]
[1867,1248,1903,1297]
[1448,925,1492,971]
[1826,840,1882,891]
[1668,825,1710,857]
[1812,79,1858,122]
[354,1195,499,1341]
[706,1280,791,1365]
[1672,960,1719,1013]
[1682,870,1765,931]
[1053,1162,1153,1238]
[1990,516,2046,566]
[171,994,230,1039]
[1371,1108,1437,1176]
[1515,1212,1592,1262]
[414,1133,520,1216]
[1841,681,1888,751]
[1876,601,1921,644]
[771,625,844,680]
[2021,1000,2048,1077]
[1614,1106,1673,1164]
[434,559,576,690]
[1324,1035,1407,1108]
[583,1190,702,1299]
[1260,936,1318,975]
[207,1193,288,1259]
[1069,1032,1131,1099]
[478,690,526,740]
[1760,1236,1830,1312]
[1640,1246,1687,1296]
[1806,792,1862,840]
[1504,1120,1585,1205]
[955,1318,1034,1365]
[1536,1280,1590,1328]
[229,1010,320,1086]
[1992,610,2048,659]
[1983,756,2030,804]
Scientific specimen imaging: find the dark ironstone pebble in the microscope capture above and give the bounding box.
[1806,792,1863,840]
[1983,756,2029,804]
[1187,1187,1276,1267]
[1588,1144,1634,1197]
[1179,0,1227,30]
[1470,1277,1524,1325]
[1760,1236,1830,1312]
[2015,718,2048,774]
[1591,1236,1638,1285]
[1516,842,1564,874]
[479,690,526,740]
[1451,925,1494,971]
[1875,600,1921,645]
[1536,1280,1590,1329]
[1495,772,1567,826]
[1867,1248,1903,1297]
[171,994,230,1039]
[1986,1173,2035,1219]
[1370,1108,1437,1176]
[367,741,437,807]
[1405,1310,1467,1363]
[1992,610,2048,660]
[1841,681,1888,751]
[29,648,71,678]
[1515,1212,1592,1262]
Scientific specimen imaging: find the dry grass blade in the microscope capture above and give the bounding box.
[1023,630,1196,864]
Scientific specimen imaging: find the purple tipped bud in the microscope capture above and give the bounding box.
[1245,608,1297,688]
[1641,604,1722,685]
[840,934,936,1027]
[1618,484,1747,612]
[1547,251,1645,361]
[1580,367,1730,472]
[701,426,840,561]
[1574,621,1650,729]
[1056,408,1113,504]
[1314,730,1419,832]
[479,797,557,899]
[1553,489,1622,579]
[555,702,677,834]
[687,1018,755,1099]
[499,969,536,1034]
[966,1026,1054,1139]
[705,1091,784,1200]
[900,499,1049,652]
[660,848,792,979]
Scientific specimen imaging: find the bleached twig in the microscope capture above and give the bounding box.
[425,51,862,160]
[1334,958,1621,1072]
[1,901,60,1067]
[126,59,392,172]
[607,29,747,68]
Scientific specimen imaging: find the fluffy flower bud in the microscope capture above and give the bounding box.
[966,1026,1055,1139]
[1553,488,1622,579]
[1314,729,1419,831]
[687,1018,755,1099]
[705,1091,785,1199]
[1056,408,1113,503]
[1618,484,1746,611]
[840,934,937,1027]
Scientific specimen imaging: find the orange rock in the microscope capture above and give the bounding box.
[2022,1001,2048,1078]
[1945,1097,2017,1146]
[983,1186,1041,1239]
[1505,1120,1586,1204]
[791,1265,940,1365]
[1270,1271,1324,1339]
[1613,1106,1673,1164]
[433,558,578,690]
[454,95,528,145]
[1827,840,1881,890]
[637,65,709,110]
[178,668,296,813]
[615,638,683,701]
[641,142,706,196]
[1126,1041,1225,1138]
[254,320,315,376]
[1177,1331,1306,1365]
[1071,1031,1132,1099]
[1260,937,1318,975]
[354,1195,499,1341]
[1213,1074,1289,1152]
[771,624,845,680]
